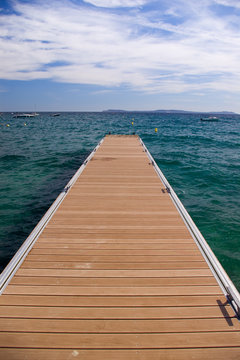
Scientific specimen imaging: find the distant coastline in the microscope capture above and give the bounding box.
[102,109,239,115]
[1,110,239,115]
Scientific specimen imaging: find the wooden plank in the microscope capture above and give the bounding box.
[52,209,186,214]
[1,318,239,333]
[20,261,208,269]
[28,249,200,256]
[64,192,173,197]
[0,305,233,319]
[1,348,240,360]
[55,203,180,212]
[72,170,159,175]
[51,213,183,220]
[37,238,194,244]
[38,232,192,240]
[45,225,188,230]
[1,332,240,348]
[49,219,186,226]
[26,254,204,262]
[64,187,176,194]
[32,243,198,250]
[3,285,222,296]
[58,196,174,202]
[41,228,191,236]
[81,170,157,175]
[0,294,226,307]
[10,276,218,286]
[74,177,162,184]
[16,268,213,277]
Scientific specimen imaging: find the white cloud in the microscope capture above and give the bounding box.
[213,0,240,8]
[1,0,240,95]
[83,0,148,8]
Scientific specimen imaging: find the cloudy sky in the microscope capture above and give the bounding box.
[1,0,240,111]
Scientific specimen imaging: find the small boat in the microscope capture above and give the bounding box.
[200,116,219,122]
[13,113,39,118]
[51,113,60,117]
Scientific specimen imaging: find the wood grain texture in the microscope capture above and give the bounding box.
[2,317,239,333]
[1,349,240,360]
[0,295,226,307]
[1,332,240,348]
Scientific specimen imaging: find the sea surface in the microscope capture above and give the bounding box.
[0,112,239,289]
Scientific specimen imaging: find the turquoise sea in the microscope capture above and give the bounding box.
[0,112,239,289]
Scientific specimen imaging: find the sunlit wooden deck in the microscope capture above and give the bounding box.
[0,135,240,359]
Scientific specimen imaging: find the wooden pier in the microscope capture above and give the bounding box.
[0,135,240,359]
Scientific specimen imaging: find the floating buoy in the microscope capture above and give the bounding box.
[131,121,134,125]
[6,124,10,127]
[155,127,158,133]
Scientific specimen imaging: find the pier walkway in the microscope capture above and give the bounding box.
[0,135,240,359]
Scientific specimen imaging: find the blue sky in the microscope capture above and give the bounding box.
[1,0,240,112]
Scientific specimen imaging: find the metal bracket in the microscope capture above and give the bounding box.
[226,287,240,318]
[161,187,171,194]
[63,186,70,194]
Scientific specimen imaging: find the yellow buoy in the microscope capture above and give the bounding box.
[131,121,134,125]
[155,127,158,133]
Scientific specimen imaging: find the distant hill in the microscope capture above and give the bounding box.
[103,109,238,115]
